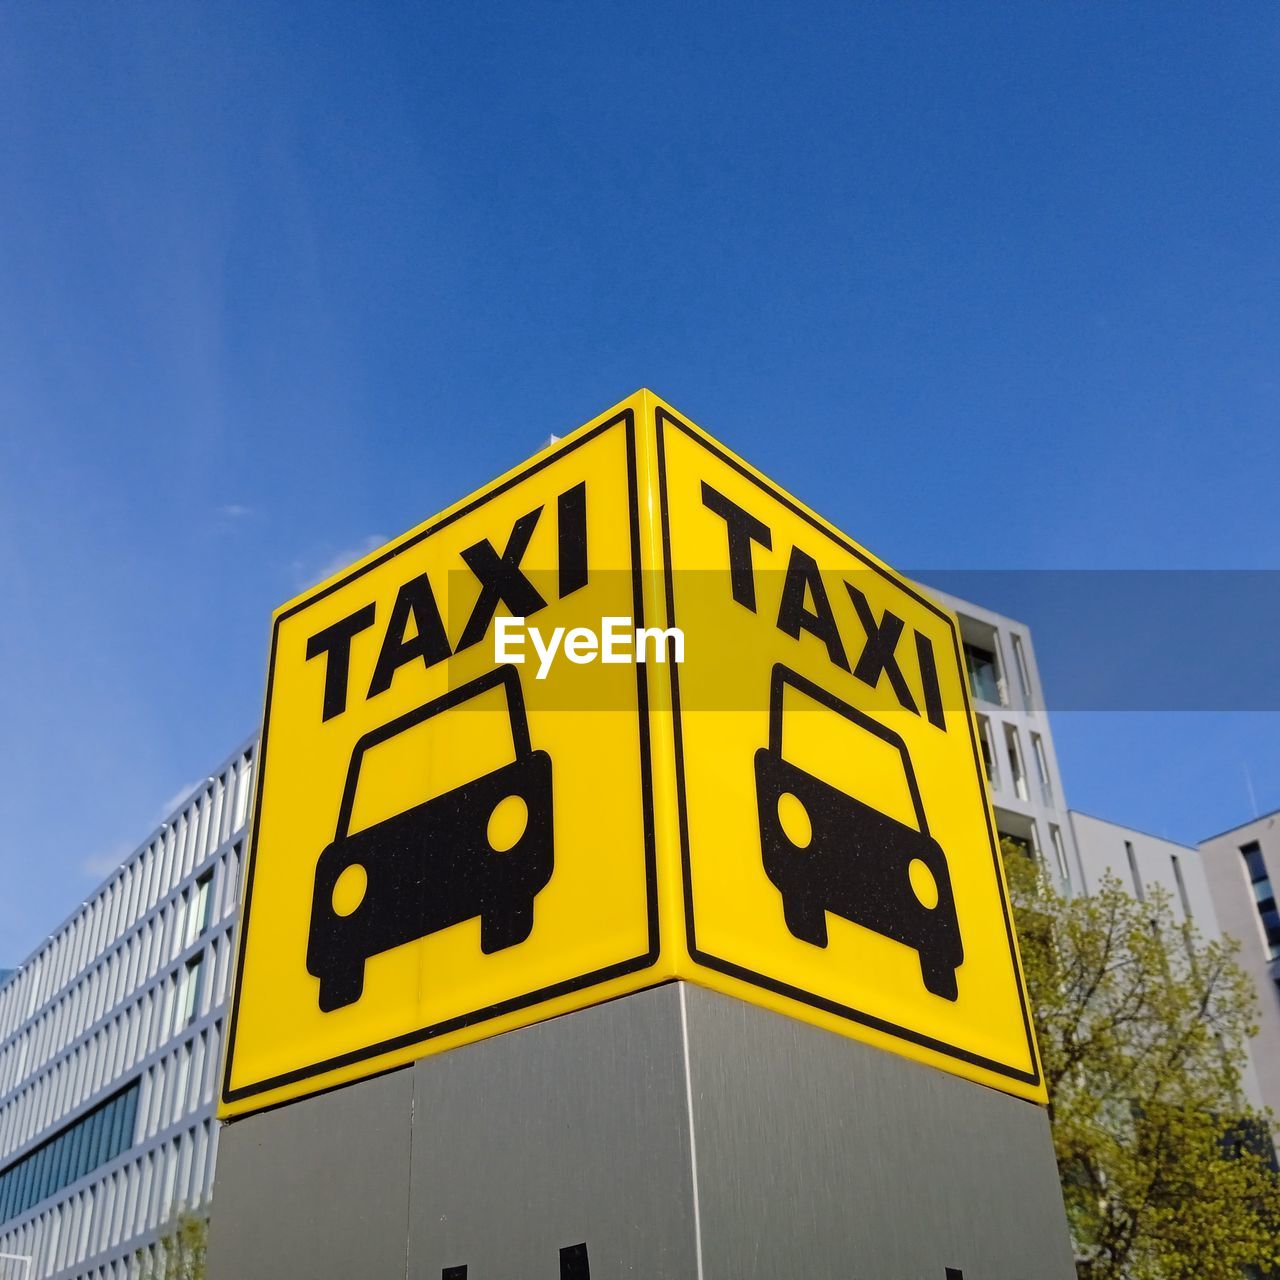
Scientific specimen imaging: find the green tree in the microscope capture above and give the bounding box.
[1002,840,1280,1280]
[137,1205,208,1280]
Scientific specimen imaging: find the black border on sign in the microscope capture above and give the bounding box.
[654,408,1042,1091]
[222,410,660,1107]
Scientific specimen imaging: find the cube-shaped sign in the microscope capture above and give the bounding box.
[221,392,1044,1118]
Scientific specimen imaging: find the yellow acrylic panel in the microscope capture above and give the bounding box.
[221,401,663,1117]
[650,398,1043,1102]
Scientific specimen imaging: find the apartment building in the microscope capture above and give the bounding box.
[1199,813,1280,1128]
[0,743,254,1280]
[1069,811,1267,1113]
[924,587,1083,897]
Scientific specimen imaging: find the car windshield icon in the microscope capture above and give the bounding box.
[754,664,964,1000]
[307,665,553,1013]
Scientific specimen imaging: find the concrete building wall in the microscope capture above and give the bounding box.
[1199,813,1280,1125]
[1070,811,1218,928]
[1069,810,1266,1112]
[0,743,254,1280]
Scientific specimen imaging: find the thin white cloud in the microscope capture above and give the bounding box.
[154,780,203,823]
[81,840,135,880]
[217,503,255,520]
[81,778,206,882]
[295,534,388,591]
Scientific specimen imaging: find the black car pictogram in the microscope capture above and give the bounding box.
[307,665,553,1012]
[754,664,964,1000]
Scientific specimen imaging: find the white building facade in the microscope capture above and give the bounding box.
[0,743,254,1280]
[1068,810,1268,1115]
[1198,812,1280,1129]
[1069,810,1219,928]
[925,587,1084,897]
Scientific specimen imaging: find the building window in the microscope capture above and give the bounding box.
[1171,854,1194,923]
[1011,633,1034,706]
[1031,733,1052,805]
[1004,725,1028,801]
[976,715,997,787]
[1222,1116,1279,1174]
[176,956,204,1031]
[1241,841,1280,961]
[25,958,42,1017]
[964,643,1002,706]
[1050,824,1071,890]
[1125,840,1145,902]
[1000,829,1034,862]
[183,871,214,949]
[0,1081,140,1225]
[1243,842,1268,885]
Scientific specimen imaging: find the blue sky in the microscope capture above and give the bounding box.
[1,4,1278,960]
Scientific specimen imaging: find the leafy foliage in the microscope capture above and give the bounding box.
[137,1205,207,1280]
[1002,840,1280,1280]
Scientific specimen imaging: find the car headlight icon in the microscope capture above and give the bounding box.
[306,665,554,1013]
[754,665,964,1001]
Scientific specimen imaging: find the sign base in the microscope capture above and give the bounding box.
[209,982,1073,1279]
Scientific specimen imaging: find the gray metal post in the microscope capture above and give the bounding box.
[209,983,1074,1279]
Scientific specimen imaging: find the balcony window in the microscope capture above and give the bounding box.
[976,715,997,787]
[964,643,1001,705]
[1000,830,1034,862]
[1004,725,1029,802]
[1031,733,1053,805]
[1011,633,1034,706]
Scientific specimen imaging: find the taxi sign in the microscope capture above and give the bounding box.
[655,405,1041,1102]
[221,406,660,1117]
[221,391,1043,1117]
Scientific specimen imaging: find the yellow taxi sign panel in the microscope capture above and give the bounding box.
[221,404,661,1117]
[222,391,1044,1118]
[655,404,1043,1101]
